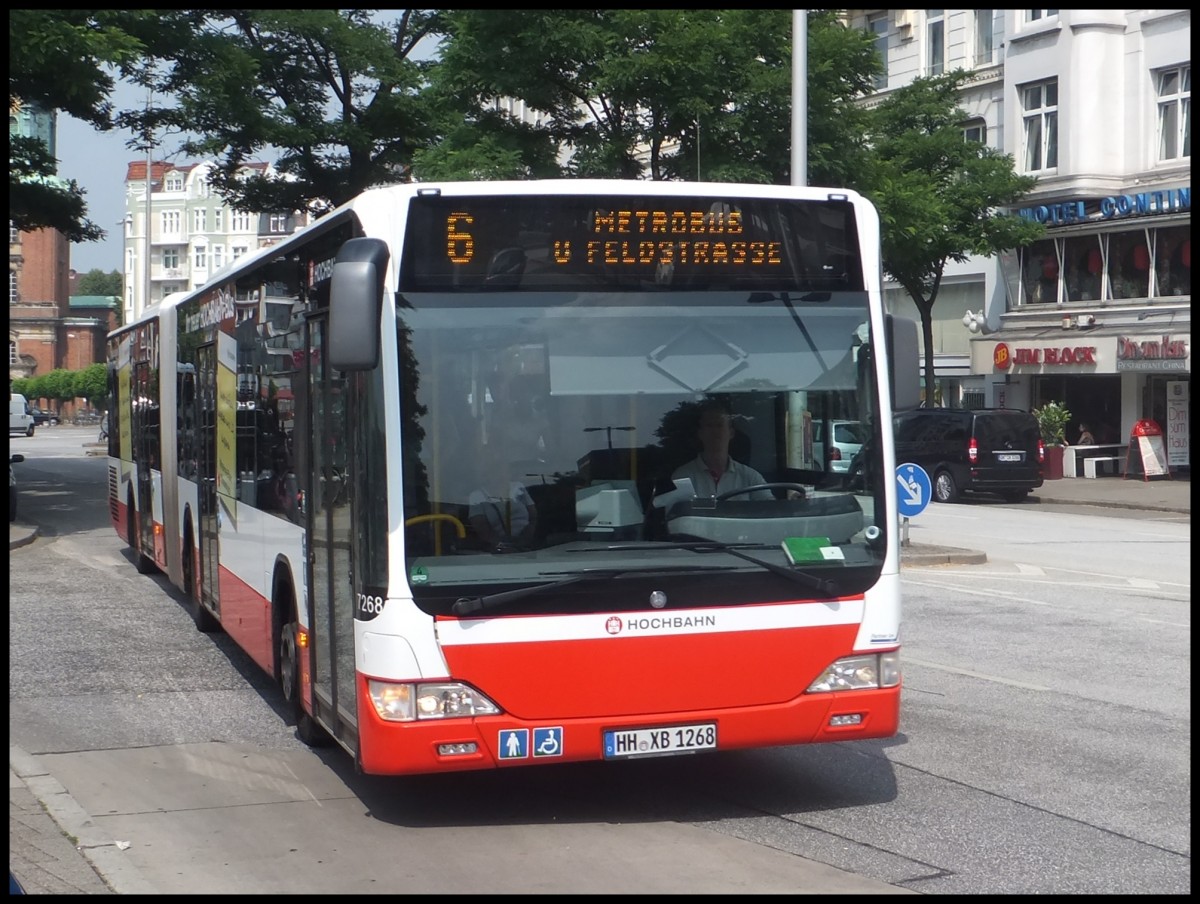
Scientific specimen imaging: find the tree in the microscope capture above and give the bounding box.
[118,10,445,218]
[9,11,150,241]
[426,9,880,185]
[74,269,123,296]
[73,364,109,410]
[862,72,1045,405]
[107,10,882,209]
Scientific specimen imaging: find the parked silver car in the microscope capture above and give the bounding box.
[813,419,865,476]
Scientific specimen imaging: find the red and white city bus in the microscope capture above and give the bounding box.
[106,180,920,776]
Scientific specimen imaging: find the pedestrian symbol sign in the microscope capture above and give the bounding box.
[895,463,931,518]
[498,729,529,759]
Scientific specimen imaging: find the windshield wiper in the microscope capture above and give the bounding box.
[452,565,737,617]
[598,542,839,597]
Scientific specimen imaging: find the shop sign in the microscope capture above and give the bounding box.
[1166,381,1189,467]
[1115,334,1189,372]
[992,341,1096,369]
[1017,185,1190,227]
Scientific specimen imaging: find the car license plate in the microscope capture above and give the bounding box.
[603,723,717,759]
[996,453,1022,462]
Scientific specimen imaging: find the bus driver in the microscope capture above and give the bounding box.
[672,401,772,500]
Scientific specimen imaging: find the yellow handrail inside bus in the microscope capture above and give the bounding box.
[405,513,467,556]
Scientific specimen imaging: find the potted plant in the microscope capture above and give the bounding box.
[1033,401,1072,479]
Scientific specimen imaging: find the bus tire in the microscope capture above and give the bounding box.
[128,495,155,574]
[276,588,329,747]
[183,529,218,633]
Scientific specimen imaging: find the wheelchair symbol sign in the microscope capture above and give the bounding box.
[533,727,563,757]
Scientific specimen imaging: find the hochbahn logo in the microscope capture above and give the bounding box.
[606,614,717,635]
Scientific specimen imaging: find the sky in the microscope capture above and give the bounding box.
[58,79,149,275]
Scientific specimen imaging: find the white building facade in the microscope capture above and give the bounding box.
[122,160,309,322]
[845,9,1190,467]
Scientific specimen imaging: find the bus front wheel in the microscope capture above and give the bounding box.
[278,597,329,747]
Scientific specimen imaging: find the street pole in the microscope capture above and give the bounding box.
[143,85,153,319]
[792,10,807,187]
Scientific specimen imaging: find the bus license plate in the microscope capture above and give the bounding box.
[603,723,717,759]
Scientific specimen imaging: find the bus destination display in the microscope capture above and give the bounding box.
[401,194,861,292]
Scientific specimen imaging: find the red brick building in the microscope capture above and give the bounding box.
[9,223,118,414]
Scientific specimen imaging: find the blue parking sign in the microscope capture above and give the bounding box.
[895,463,931,518]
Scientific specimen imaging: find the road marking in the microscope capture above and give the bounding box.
[904,656,1051,691]
[1015,563,1045,576]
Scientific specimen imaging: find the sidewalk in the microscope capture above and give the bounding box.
[8,471,1187,893]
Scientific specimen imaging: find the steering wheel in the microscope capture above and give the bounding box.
[404,513,467,538]
[715,482,807,502]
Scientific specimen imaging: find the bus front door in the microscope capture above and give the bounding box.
[305,317,358,744]
[197,343,220,615]
[131,362,155,560]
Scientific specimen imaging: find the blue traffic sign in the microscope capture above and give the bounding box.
[895,463,932,518]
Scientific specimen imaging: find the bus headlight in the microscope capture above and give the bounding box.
[807,652,900,692]
[368,680,502,722]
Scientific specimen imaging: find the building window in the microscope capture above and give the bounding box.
[1021,79,1058,172]
[1027,9,1058,22]
[194,208,207,232]
[212,244,225,271]
[1108,231,1151,300]
[163,248,179,270]
[126,248,135,273]
[161,209,181,235]
[9,221,18,243]
[1063,235,1103,302]
[1021,238,1060,304]
[1157,66,1191,162]
[10,341,18,364]
[232,244,249,261]
[231,210,253,232]
[1154,225,1191,297]
[165,173,184,192]
[214,208,223,231]
[269,213,288,233]
[10,270,18,304]
[973,10,994,66]
[927,10,944,76]
[193,245,207,270]
[963,118,987,145]
[868,13,889,89]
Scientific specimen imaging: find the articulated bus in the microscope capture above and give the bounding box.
[106,180,920,776]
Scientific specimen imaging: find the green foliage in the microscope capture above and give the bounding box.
[427,9,879,186]
[74,269,124,296]
[859,71,1046,404]
[1033,401,1072,445]
[9,365,107,409]
[9,11,151,240]
[73,364,109,407]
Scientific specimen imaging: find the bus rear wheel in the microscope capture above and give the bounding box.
[183,534,218,633]
[278,599,329,747]
[128,498,155,574]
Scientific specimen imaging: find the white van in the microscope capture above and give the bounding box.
[10,393,34,437]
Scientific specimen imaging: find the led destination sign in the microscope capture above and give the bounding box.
[400,194,863,293]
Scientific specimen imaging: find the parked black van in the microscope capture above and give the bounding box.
[892,408,1045,503]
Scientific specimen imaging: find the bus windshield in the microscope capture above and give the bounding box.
[399,287,881,612]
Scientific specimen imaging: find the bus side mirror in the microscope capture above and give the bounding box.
[329,237,389,371]
[886,314,921,412]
